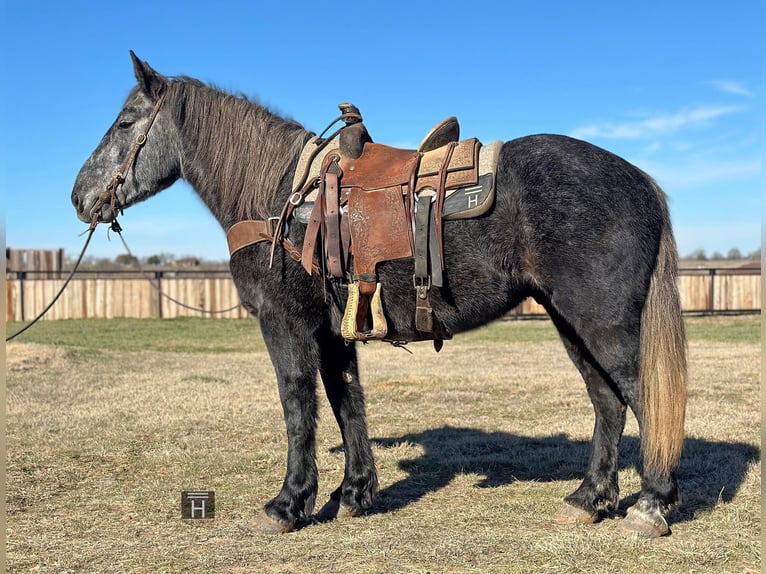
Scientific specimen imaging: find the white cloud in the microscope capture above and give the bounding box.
[638,158,761,190]
[569,105,745,140]
[710,79,755,98]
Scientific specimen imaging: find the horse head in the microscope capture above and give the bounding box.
[71,52,181,225]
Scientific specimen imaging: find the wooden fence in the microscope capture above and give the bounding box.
[5,267,761,323]
[6,248,64,279]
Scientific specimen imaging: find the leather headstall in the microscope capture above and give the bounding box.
[89,90,167,230]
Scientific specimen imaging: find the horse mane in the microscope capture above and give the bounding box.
[167,77,311,222]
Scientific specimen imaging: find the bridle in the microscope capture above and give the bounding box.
[89,90,167,230]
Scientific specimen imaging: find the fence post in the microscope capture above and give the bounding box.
[155,271,163,318]
[18,271,26,322]
[708,268,716,313]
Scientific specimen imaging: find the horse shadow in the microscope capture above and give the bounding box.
[357,426,759,526]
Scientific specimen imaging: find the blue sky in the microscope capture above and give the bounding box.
[2,1,761,262]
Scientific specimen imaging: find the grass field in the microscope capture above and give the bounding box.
[5,315,761,573]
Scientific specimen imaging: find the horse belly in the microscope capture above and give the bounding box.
[370,242,523,341]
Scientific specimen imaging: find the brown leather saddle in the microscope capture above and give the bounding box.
[227,104,501,348]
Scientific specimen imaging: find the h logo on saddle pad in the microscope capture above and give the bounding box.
[227,104,502,348]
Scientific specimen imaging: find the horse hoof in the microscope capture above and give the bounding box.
[621,504,669,538]
[316,498,360,522]
[553,501,598,525]
[337,502,360,519]
[252,511,295,534]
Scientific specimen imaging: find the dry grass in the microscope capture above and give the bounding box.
[5,318,761,573]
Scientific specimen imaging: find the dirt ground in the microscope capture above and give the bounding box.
[5,322,761,573]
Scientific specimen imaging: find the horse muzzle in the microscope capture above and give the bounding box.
[72,192,118,225]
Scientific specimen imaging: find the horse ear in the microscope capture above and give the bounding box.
[130,50,167,99]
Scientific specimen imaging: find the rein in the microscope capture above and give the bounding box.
[89,90,167,229]
[5,227,96,342]
[112,223,242,315]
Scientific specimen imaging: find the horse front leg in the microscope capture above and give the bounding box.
[317,335,378,520]
[257,315,320,533]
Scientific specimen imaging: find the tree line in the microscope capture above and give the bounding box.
[70,247,760,269]
[683,247,760,261]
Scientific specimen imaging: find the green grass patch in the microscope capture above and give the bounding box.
[6,317,266,353]
[683,314,760,343]
[463,315,761,345]
[458,318,560,344]
[7,314,759,353]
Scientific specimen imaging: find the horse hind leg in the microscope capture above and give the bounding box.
[621,225,687,537]
[550,315,627,526]
[546,302,682,537]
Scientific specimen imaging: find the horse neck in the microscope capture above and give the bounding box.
[171,81,311,230]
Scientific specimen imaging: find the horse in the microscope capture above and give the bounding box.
[71,52,687,537]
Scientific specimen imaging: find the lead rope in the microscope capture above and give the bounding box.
[6,227,96,342]
[7,222,244,343]
[112,221,242,315]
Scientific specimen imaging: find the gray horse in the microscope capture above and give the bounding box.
[72,52,687,537]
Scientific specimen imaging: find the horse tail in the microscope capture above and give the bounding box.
[639,179,688,477]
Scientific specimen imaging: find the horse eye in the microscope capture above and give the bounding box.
[118,120,134,129]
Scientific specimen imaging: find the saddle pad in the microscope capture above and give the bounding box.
[293,140,503,223]
[416,138,479,193]
[444,139,502,220]
[292,135,340,192]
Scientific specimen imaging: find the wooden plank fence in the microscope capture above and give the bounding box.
[5,272,248,321]
[6,248,64,279]
[5,267,760,323]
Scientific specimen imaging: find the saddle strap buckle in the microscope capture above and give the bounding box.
[414,284,434,333]
[268,216,286,237]
[413,275,432,291]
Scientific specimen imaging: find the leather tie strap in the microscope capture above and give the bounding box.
[324,171,344,278]
[301,184,325,274]
[227,220,274,256]
[433,141,457,269]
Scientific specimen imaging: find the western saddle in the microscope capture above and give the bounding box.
[227,104,501,349]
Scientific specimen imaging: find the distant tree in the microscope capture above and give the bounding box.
[710,251,724,260]
[96,257,117,269]
[747,248,761,260]
[687,248,707,261]
[115,254,138,266]
[142,253,176,266]
[726,248,742,260]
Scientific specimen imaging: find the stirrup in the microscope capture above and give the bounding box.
[342,282,388,341]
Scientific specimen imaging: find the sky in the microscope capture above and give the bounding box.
[1,1,762,263]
